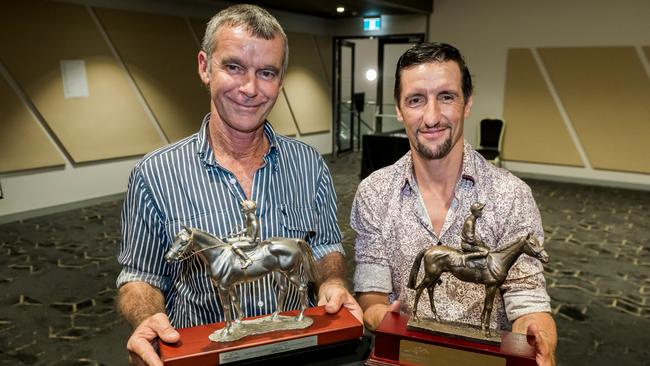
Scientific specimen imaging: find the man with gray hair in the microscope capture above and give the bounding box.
[117,5,361,365]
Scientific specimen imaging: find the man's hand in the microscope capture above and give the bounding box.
[513,312,557,366]
[357,292,399,331]
[527,322,556,366]
[317,280,363,323]
[126,313,180,366]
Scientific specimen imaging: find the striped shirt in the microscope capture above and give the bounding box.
[117,115,344,328]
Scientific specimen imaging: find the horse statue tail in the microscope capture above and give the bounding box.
[407,247,428,289]
[297,239,319,283]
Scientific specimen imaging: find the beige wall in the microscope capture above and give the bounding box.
[430,0,650,188]
[0,1,165,165]
[0,1,342,219]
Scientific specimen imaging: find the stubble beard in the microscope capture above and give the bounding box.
[416,133,453,160]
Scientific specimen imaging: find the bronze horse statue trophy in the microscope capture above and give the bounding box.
[164,225,319,342]
[407,233,549,337]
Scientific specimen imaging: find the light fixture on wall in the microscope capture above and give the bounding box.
[336,6,345,13]
[365,68,377,82]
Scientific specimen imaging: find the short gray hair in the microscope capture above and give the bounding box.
[202,4,289,74]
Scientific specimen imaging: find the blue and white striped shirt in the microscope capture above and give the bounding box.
[117,115,344,328]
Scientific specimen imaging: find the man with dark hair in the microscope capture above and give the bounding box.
[117,5,361,366]
[352,42,557,365]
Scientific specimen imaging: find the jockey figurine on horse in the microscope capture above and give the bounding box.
[460,202,490,267]
[228,200,259,269]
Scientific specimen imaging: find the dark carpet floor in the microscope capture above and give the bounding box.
[0,151,649,365]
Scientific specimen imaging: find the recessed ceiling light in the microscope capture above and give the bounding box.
[336,6,345,13]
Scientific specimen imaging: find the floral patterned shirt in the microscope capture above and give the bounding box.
[352,141,551,329]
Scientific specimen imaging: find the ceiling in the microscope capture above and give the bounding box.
[212,0,433,18]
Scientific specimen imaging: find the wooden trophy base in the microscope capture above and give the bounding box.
[366,312,536,366]
[159,306,363,365]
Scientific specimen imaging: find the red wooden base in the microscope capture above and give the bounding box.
[367,312,536,366]
[159,306,363,365]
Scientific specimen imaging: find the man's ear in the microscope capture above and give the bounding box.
[463,95,473,118]
[395,103,404,122]
[197,51,210,85]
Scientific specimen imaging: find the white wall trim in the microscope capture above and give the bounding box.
[0,192,125,225]
[505,160,650,191]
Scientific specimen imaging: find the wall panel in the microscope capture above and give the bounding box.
[0,77,64,173]
[189,18,209,48]
[283,32,331,134]
[314,35,333,86]
[267,91,298,136]
[96,8,207,142]
[502,49,583,166]
[0,1,163,163]
[539,47,650,174]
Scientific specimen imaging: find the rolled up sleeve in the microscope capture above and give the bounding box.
[311,159,345,260]
[117,167,171,291]
[499,182,552,320]
[351,179,392,293]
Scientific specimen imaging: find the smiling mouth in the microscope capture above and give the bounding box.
[418,126,449,138]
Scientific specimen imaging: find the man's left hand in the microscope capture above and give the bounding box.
[513,312,557,366]
[527,322,555,366]
[317,280,363,323]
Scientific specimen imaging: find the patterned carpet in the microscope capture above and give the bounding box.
[0,151,648,365]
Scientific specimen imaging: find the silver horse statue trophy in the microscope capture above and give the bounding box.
[164,225,319,342]
[407,233,549,338]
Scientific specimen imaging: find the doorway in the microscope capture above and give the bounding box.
[332,34,424,158]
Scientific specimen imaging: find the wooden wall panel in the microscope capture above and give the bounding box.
[314,35,333,86]
[502,49,583,166]
[0,77,64,173]
[95,8,207,142]
[189,18,209,47]
[283,32,331,134]
[0,1,163,163]
[267,91,298,136]
[539,47,650,174]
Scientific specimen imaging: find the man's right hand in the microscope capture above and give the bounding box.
[127,313,180,366]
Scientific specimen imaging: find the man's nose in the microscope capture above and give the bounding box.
[422,101,441,127]
[239,72,258,97]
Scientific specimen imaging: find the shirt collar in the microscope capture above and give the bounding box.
[197,113,279,169]
[400,140,478,194]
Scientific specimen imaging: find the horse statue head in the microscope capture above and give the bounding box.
[165,225,194,263]
[521,233,549,264]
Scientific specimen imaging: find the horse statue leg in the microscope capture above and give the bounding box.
[426,281,440,321]
[413,273,440,322]
[284,270,308,321]
[296,275,310,322]
[217,284,234,335]
[272,271,288,321]
[229,285,244,323]
[481,285,498,337]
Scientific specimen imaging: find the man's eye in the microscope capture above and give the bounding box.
[258,70,277,80]
[439,94,455,103]
[225,64,243,73]
[407,96,423,106]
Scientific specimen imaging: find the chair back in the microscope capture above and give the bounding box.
[479,119,505,151]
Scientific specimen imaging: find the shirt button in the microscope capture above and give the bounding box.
[229,178,237,185]
[257,301,264,307]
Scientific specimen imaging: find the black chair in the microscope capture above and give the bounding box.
[360,131,410,179]
[476,119,505,167]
